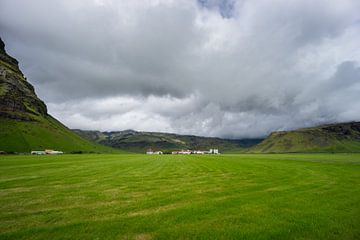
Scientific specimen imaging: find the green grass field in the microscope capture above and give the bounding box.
[0,154,359,239]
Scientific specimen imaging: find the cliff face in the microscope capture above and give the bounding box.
[0,37,47,120]
[0,37,120,153]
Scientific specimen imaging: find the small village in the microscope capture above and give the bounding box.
[146,148,219,155]
[31,149,64,155]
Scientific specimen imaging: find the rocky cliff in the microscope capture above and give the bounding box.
[0,37,47,120]
[0,37,119,153]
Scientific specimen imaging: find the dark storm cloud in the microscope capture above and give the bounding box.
[0,0,359,138]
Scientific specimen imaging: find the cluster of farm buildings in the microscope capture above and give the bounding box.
[146,149,219,155]
[31,149,64,155]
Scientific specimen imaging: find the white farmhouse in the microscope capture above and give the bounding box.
[208,149,219,154]
[172,150,192,154]
[31,151,46,155]
[180,150,192,154]
[32,150,63,155]
[146,149,163,154]
[193,151,204,154]
[45,149,63,154]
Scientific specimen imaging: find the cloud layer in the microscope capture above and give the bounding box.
[1,0,360,138]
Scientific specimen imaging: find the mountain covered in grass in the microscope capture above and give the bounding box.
[0,37,119,153]
[250,122,360,153]
[72,129,263,153]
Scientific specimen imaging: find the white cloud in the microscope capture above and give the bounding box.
[1,0,360,138]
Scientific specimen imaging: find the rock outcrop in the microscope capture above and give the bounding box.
[0,37,118,153]
[0,37,47,120]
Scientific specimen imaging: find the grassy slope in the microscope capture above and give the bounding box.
[251,123,360,153]
[0,117,122,153]
[0,154,359,239]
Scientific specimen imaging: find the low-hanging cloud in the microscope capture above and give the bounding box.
[1,0,360,138]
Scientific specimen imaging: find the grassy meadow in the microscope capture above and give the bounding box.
[0,154,359,239]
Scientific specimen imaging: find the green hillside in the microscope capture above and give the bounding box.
[0,37,120,153]
[0,117,120,153]
[250,122,360,153]
[73,129,262,153]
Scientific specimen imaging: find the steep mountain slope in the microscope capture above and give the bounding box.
[250,122,360,153]
[0,37,119,153]
[0,39,47,121]
[73,129,263,153]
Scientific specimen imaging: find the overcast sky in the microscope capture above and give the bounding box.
[1,0,360,138]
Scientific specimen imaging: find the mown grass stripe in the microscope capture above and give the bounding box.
[0,154,359,239]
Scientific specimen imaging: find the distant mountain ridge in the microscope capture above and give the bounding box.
[2,37,359,154]
[0,37,119,153]
[250,121,360,153]
[72,129,263,153]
